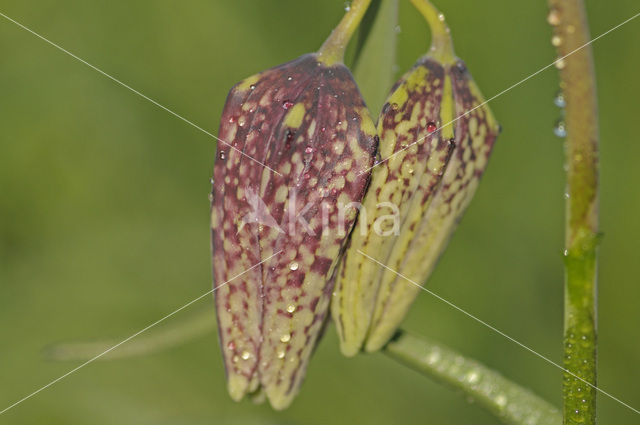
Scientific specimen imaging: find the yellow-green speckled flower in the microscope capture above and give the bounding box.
[332,0,501,355]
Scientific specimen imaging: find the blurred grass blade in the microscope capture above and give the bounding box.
[384,331,562,425]
[44,309,215,361]
[353,0,399,115]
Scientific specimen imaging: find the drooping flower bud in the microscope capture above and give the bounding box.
[332,0,500,355]
[210,0,376,409]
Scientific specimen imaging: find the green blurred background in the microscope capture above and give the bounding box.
[1,0,639,423]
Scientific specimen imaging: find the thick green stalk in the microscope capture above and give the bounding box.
[384,331,562,425]
[317,0,373,65]
[547,1,599,424]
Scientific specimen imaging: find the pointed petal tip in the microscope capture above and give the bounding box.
[339,340,362,357]
[227,375,250,402]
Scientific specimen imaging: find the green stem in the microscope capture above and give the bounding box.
[44,309,215,361]
[317,0,373,65]
[383,331,562,425]
[410,0,456,64]
[547,1,599,424]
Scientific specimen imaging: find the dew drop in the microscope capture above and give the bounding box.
[280,333,291,343]
[554,119,567,138]
[394,25,401,34]
[208,193,214,202]
[426,122,437,133]
[227,341,236,351]
[238,116,246,127]
[289,261,299,271]
[287,76,293,81]
[495,394,508,408]
[438,13,445,22]
[551,35,562,47]
[305,146,315,154]
[282,100,294,110]
[285,129,295,144]
[249,84,256,90]
[555,58,566,70]
[228,116,237,124]
[241,350,251,360]
[465,371,480,384]
[286,304,297,313]
[232,355,239,363]
[219,150,226,160]
[209,177,215,184]
[344,1,351,12]
[277,350,286,359]
[547,8,561,26]
[427,351,441,365]
[554,90,566,108]
[390,103,399,111]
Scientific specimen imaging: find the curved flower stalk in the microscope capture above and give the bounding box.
[332,0,501,355]
[210,0,376,409]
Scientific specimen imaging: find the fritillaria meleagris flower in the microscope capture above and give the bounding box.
[210,1,377,409]
[332,0,501,355]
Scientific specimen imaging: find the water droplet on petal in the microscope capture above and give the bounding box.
[277,350,286,359]
[241,351,251,360]
[552,35,562,47]
[280,333,291,343]
[219,151,226,160]
[286,304,297,313]
[282,101,294,110]
[555,58,566,70]
[289,261,299,271]
[305,146,315,154]
[427,122,437,133]
[344,1,351,11]
[227,341,236,350]
[438,13,445,22]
